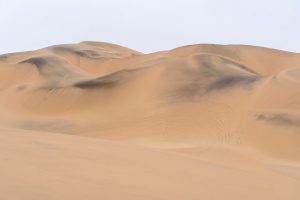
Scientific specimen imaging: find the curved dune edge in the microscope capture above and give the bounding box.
[277,68,300,86]
[0,42,300,199]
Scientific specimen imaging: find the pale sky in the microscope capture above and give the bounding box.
[0,0,299,54]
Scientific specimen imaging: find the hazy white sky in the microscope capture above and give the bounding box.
[0,0,299,54]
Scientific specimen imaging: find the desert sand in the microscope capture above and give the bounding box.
[0,41,300,199]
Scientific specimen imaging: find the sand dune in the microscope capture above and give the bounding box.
[0,42,300,199]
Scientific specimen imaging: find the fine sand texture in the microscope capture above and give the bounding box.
[0,42,300,199]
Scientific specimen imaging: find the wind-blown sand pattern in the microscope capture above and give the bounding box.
[0,41,300,199]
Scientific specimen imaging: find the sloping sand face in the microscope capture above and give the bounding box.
[0,42,300,199]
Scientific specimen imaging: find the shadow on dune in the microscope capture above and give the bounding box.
[19,55,138,90]
[255,113,300,127]
[52,45,106,59]
[0,55,8,61]
[73,69,138,89]
[167,54,262,100]
[207,75,260,92]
